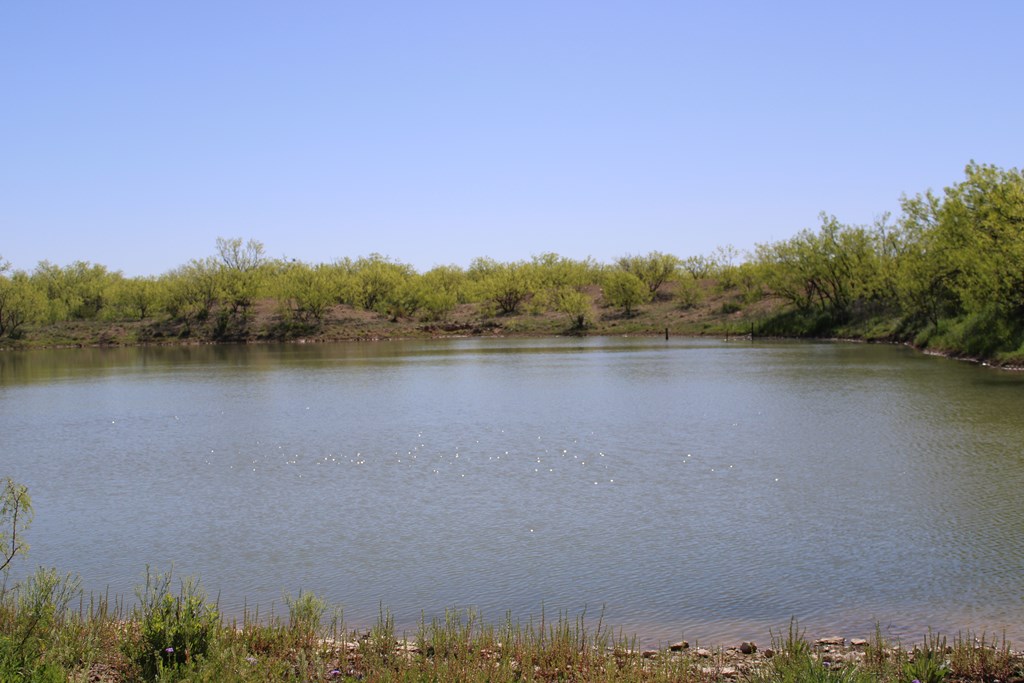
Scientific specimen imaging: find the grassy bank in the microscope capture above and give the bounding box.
[1,569,1021,682]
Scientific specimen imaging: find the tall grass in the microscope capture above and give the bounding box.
[1,578,1022,682]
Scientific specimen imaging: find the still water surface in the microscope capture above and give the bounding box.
[2,338,1023,645]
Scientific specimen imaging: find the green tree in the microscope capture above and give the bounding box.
[469,258,534,315]
[526,254,601,316]
[385,277,428,320]
[552,287,593,331]
[31,260,119,322]
[891,191,959,327]
[215,237,267,317]
[895,162,1024,356]
[710,244,741,289]
[601,269,650,316]
[528,253,600,291]
[615,251,679,295]
[416,265,467,321]
[734,261,764,303]
[160,258,222,325]
[0,270,44,338]
[681,254,715,279]
[675,274,705,309]
[350,254,415,314]
[108,276,160,321]
[756,215,879,322]
[67,261,120,319]
[937,162,1024,319]
[276,261,336,324]
[31,260,71,322]
[317,259,359,307]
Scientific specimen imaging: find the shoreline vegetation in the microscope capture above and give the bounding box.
[6,604,1024,683]
[3,569,1024,683]
[2,500,1023,683]
[2,162,1023,367]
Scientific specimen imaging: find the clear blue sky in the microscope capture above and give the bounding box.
[2,2,1022,276]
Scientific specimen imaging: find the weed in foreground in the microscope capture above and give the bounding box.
[902,630,949,683]
[949,632,1020,683]
[123,567,220,679]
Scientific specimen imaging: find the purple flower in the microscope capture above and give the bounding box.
[165,647,175,654]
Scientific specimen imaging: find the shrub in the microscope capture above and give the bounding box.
[720,301,743,314]
[0,568,81,682]
[676,276,704,310]
[125,568,220,678]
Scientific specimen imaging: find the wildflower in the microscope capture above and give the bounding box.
[165,647,174,654]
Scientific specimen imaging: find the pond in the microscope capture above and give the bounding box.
[2,337,1023,645]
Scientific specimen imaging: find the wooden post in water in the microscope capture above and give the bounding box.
[665,327,669,340]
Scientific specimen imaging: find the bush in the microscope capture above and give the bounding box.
[602,270,651,316]
[675,276,704,310]
[719,301,743,314]
[927,308,1024,359]
[126,568,220,678]
[552,288,593,332]
[0,568,81,682]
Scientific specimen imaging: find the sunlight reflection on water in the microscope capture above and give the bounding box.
[2,338,1024,646]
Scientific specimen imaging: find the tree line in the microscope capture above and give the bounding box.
[1,162,1022,361]
[755,161,1024,360]
[0,237,738,339]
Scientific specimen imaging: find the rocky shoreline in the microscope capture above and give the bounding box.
[320,630,1024,681]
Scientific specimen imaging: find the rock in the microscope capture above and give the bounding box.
[695,647,712,658]
[850,638,869,647]
[763,648,775,658]
[740,641,757,654]
[642,649,659,659]
[816,636,845,646]
[720,666,738,678]
[670,640,690,651]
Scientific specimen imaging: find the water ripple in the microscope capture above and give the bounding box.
[3,339,1024,645]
